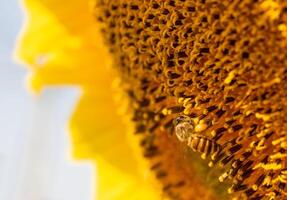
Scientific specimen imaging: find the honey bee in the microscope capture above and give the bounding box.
[173,115,221,159]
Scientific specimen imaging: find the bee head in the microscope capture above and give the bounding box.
[173,115,193,126]
[173,115,194,142]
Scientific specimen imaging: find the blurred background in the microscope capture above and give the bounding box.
[0,1,94,200]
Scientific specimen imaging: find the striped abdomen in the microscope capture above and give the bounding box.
[187,135,221,157]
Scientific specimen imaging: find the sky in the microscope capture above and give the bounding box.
[0,1,94,200]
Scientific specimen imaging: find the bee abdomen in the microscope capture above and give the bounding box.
[188,135,221,157]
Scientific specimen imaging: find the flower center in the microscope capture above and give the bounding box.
[94,0,287,199]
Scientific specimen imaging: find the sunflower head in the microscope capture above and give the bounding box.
[17,0,287,199]
[94,0,287,199]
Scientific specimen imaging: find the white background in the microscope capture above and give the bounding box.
[0,1,94,200]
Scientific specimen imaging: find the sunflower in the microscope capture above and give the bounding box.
[16,0,287,200]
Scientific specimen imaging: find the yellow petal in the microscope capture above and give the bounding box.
[16,0,160,199]
[95,158,159,200]
[71,82,160,199]
[16,0,111,89]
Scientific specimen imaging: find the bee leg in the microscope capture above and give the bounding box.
[208,153,218,167]
[209,150,224,167]
[211,151,219,160]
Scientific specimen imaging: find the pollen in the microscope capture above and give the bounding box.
[94,0,287,199]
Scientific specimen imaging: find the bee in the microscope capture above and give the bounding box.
[173,115,221,159]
